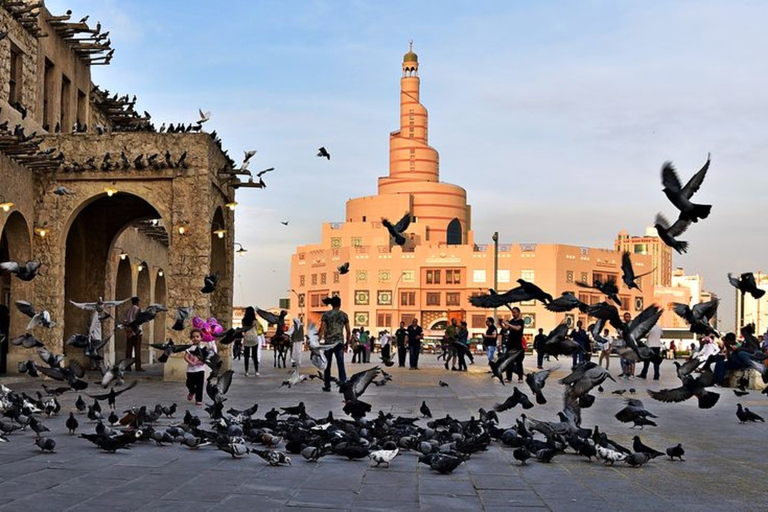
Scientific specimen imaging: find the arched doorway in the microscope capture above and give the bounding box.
[0,212,32,374]
[63,193,162,366]
[446,218,462,245]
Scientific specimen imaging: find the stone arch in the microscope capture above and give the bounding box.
[209,207,227,321]
[153,269,167,357]
[0,211,33,374]
[446,218,462,245]
[114,256,133,361]
[63,193,162,365]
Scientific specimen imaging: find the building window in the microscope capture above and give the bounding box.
[311,274,317,285]
[426,292,440,306]
[402,270,415,283]
[401,313,415,325]
[377,291,392,306]
[446,218,462,245]
[446,269,461,285]
[473,269,486,283]
[320,273,327,285]
[60,74,71,129]
[566,270,574,283]
[9,44,23,105]
[377,312,392,327]
[497,270,511,283]
[521,270,535,282]
[77,89,86,128]
[593,272,604,284]
[472,315,486,329]
[298,294,305,307]
[355,290,370,306]
[333,272,339,283]
[620,296,630,311]
[400,291,416,306]
[426,269,441,284]
[580,272,589,283]
[354,312,369,327]
[634,243,648,254]
[446,292,460,306]
[352,237,363,247]
[356,270,368,282]
[43,58,54,128]
[299,275,305,286]
[331,237,342,249]
[378,270,391,283]
[310,293,321,308]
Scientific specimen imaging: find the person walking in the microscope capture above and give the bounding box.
[458,321,474,366]
[638,322,663,380]
[123,297,145,371]
[240,307,261,376]
[0,305,9,375]
[379,330,392,362]
[504,308,526,383]
[483,317,498,365]
[290,317,304,368]
[183,329,206,405]
[318,296,350,391]
[350,329,361,363]
[533,328,547,369]
[407,317,424,370]
[571,320,590,366]
[360,329,371,363]
[395,321,408,367]
[597,328,613,369]
[444,318,459,370]
[669,340,677,360]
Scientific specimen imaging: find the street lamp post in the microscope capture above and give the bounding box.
[492,232,499,325]
[392,271,406,331]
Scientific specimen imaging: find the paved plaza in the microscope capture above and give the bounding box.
[1,352,766,512]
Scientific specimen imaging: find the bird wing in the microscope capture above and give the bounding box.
[742,272,758,290]
[101,298,130,308]
[69,300,98,310]
[256,308,280,325]
[15,300,37,318]
[647,386,694,403]
[37,366,66,381]
[670,303,692,321]
[351,366,381,399]
[691,299,719,321]
[0,261,20,274]
[117,358,135,372]
[546,322,570,341]
[627,305,663,342]
[661,162,682,192]
[621,252,635,282]
[667,216,692,237]
[393,213,411,233]
[681,154,710,199]
[574,280,595,290]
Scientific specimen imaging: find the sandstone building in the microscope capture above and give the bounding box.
[289,47,660,342]
[0,1,246,378]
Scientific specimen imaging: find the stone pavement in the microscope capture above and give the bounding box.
[1,353,767,512]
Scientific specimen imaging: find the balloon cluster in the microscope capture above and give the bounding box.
[191,316,223,342]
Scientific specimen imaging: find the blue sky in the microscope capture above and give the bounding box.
[45,0,768,330]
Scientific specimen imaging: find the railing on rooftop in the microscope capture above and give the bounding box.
[329,223,343,229]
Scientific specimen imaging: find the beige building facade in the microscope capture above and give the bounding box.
[289,48,656,341]
[0,2,242,379]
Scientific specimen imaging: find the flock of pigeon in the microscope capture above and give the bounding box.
[1,154,767,480]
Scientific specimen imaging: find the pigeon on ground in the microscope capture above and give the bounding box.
[666,443,685,461]
[438,380,449,388]
[420,401,432,418]
[513,446,532,465]
[65,412,79,434]
[736,403,764,423]
[35,437,56,453]
[381,212,411,246]
[661,155,712,223]
[369,449,399,467]
[624,451,651,467]
[253,449,291,466]
[0,261,42,281]
[632,436,664,458]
